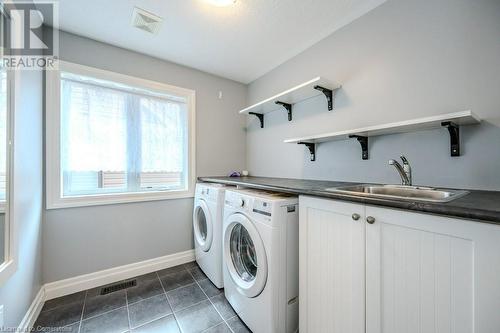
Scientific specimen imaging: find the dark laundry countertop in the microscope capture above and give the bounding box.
[198,176,500,225]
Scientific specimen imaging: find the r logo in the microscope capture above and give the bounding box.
[1,1,57,57]
[9,7,47,50]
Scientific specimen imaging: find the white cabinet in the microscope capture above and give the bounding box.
[299,196,500,333]
[299,196,365,333]
[365,205,500,333]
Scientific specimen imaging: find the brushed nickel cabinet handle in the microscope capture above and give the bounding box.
[352,213,360,221]
[366,216,376,224]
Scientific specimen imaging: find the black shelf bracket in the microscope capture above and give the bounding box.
[275,101,293,121]
[441,121,460,156]
[298,142,316,161]
[248,112,264,128]
[349,135,369,160]
[314,85,334,111]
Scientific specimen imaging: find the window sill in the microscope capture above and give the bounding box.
[0,259,17,287]
[46,189,195,210]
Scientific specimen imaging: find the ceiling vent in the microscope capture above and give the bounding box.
[131,7,163,34]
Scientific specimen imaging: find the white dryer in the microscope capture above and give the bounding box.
[223,188,299,333]
[193,182,231,288]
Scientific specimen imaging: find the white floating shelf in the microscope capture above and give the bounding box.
[239,77,340,118]
[285,111,480,143]
[285,111,481,160]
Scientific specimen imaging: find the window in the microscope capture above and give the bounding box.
[46,62,196,208]
[0,61,14,285]
[0,68,7,208]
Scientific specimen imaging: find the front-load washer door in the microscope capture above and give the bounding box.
[193,199,213,252]
[224,213,268,298]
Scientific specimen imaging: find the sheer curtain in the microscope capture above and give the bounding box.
[60,73,188,197]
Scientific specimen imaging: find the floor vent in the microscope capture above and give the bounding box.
[100,280,137,295]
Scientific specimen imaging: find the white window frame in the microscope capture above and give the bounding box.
[0,67,17,286]
[0,68,9,214]
[46,61,196,209]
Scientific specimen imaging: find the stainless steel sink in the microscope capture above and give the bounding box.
[325,184,469,203]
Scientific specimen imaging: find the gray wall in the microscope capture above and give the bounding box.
[42,31,247,282]
[246,0,500,190]
[0,69,43,328]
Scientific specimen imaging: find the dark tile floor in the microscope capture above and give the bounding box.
[33,262,251,333]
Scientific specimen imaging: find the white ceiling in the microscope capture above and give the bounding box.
[53,0,386,83]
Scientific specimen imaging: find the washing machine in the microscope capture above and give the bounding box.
[223,188,299,333]
[193,182,231,288]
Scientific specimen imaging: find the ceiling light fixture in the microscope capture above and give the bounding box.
[204,0,236,7]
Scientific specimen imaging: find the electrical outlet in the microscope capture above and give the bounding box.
[0,304,4,328]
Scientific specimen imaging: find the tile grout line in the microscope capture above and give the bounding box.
[186,266,236,333]
[125,289,132,332]
[200,321,228,333]
[80,304,128,322]
[127,280,197,307]
[38,290,89,316]
[77,290,88,333]
[157,266,193,280]
[156,270,184,333]
[172,298,213,314]
[225,315,251,333]
[127,313,174,332]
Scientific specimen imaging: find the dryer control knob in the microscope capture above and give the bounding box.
[238,198,245,207]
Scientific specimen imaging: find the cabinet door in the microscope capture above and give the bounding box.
[366,205,500,333]
[299,196,365,333]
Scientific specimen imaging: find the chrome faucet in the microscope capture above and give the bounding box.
[388,155,412,186]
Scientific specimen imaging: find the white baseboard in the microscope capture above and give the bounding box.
[44,249,195,300]
[18,286,46,331]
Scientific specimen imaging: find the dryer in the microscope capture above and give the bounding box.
[193,182,231,288]
[223,188,299,333]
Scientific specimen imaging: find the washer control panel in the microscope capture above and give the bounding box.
[252,199,272,217]
[196,184,222,202]
[225,189,298,219]
[225,191,253,212]
[225,191,273,217]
